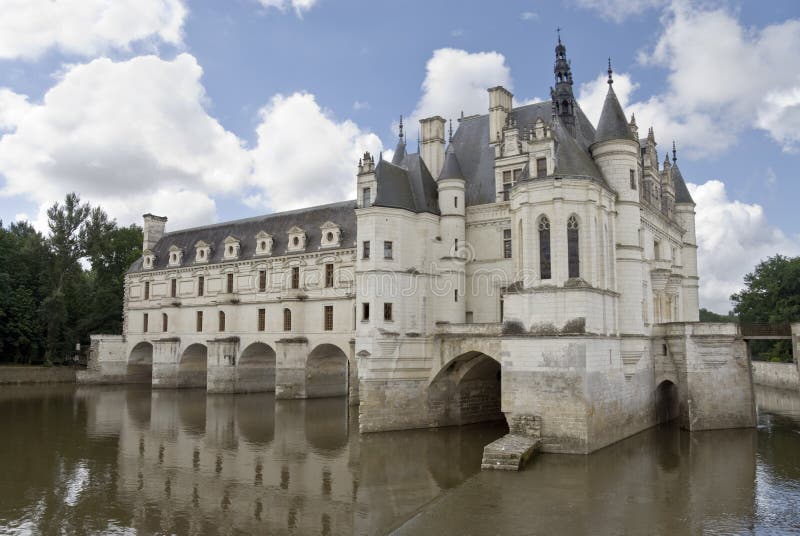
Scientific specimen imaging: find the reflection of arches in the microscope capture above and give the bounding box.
[177,390,207,436]
[655,380,679,424]
[237,342,277,393]
[127,342,153,383]
[125,387,152,429]
[304,398,349,453]
[178,343,208,389]
[429,351,505,427]
[236,393,275,446]
[306,344,348,398]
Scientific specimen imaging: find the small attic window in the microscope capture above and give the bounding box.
[326,232,334,242]
[293,237,299,246]
[145,258,151,267]
[200,250,205,259]
[261,241,267,251]
[228,246,234,255]
[171,253,177,262]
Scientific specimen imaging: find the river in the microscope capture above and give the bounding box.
[0,385,798,535]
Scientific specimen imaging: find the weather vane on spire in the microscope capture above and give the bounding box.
[607,57,613,85]
[672,141,677,163]
[398,115,404,140]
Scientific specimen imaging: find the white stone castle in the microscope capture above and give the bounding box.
[85,37,756,461]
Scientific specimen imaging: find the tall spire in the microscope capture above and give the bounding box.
[607,57,613,85]
[551,31,576,135]
[398,115,404,140]
[448,119,453,143]
[595,58,634,143]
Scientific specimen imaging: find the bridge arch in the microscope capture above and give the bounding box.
[127,341,153,383]
[178,343,208,389]
[237,342,277,393]
[306,343,349,398]
[655,380,679,424]
[429,350,505,427]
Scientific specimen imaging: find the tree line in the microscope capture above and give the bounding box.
[0,193,142,364]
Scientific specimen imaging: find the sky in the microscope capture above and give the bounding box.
[0,0,799,313]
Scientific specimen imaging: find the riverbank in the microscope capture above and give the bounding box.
[0,365,76,384]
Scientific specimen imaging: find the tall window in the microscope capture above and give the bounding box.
[362,302,370,321]
[362,187,371,208]
[502,170,512,201]
[226,273,234,293]
[536,158,547,178]
[325,263,334,288]
[218,311,226,332]
[363,241,370,259]
[143,313,149,333]
[383,302,393,321]
[170,278,177,298]
[283,308,292,331]
[567,215,580,279]
[291,267,299,289]
[324,305,334,331]
[630,169,636,190]
[162,313,168,332]
[198,276,204,297]
[144,281,150,300]
[654,240,661,260]
[454,289,458,302]
[383,241,393,259]
[503,229,512,259]
[196,311,203,332]
[258,308,266,331]
[539,216,551,279]
[258,270,266,292]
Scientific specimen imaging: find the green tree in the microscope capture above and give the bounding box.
[731,254,800,362]
[699,308,736,322]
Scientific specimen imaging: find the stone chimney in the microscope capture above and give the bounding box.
[488,86,513,144]
[142,213,168,252]
[419,116,446,179]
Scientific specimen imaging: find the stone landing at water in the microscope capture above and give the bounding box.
[481,434,542,471]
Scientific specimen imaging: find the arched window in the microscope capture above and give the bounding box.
[283,308,292,331]
[218,311,226,332]
[538,216,551,280]
[162,313,168,332]
[567,215,580,279]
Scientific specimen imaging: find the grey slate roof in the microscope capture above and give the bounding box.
[438,145,464,179]
[671,164,694,204]
[595,85,634,143]
[448,100,604,206]
[550,119,605,181]
[373,141,440,214]
[128,200,357,273]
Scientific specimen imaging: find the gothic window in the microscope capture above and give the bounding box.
[259,270,266,292]
[567,215,580,279]
[218,311,226,332]
[283,308,291,331]
[196,311,203,332]
[162,313,168,332]
[170,278,177,298]
[538,216,551,280]
[291,267,299,289]
[324,306,334,331]
[143,313,149,333]
[226,273,234,293]
[503,229,512,259]
[198,276,204,297]
[144,281,150,300]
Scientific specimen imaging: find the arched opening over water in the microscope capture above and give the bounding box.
[429,351,506,428]
[306,344,349,399]
[237,342,277,393]
[127,342,153,384]
[655,380,680,424]
[178,343,208,389]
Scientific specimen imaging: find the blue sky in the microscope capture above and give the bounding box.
[0,0,798,311]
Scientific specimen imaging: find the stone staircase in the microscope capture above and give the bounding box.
[481,414,542,471]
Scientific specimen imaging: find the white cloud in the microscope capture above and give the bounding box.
[0,53,251,230]
[0,0,186,60]
[257,0,317,17]
[573,0,664,23]
[248,92,383,211]
[690,180,800,312]
[407,48,512,129]
[0,89,32,131]
[521,12,539,21]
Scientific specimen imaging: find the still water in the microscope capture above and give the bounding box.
[0,385,798,535]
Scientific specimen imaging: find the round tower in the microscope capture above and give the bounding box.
[437,145,466,323]
[590,61,644,336]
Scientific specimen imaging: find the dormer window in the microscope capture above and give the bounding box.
[168,245,183,267]
[194,240,211,264]
[254,231,273,256]
[143,249,156,270]
[223,235,241,260]
[287,226,306,252]
[319,221,341,248]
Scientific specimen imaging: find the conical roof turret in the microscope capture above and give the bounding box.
[594,59,634,144]
[438,144,464,180]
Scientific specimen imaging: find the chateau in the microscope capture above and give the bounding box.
[84,37,756,463]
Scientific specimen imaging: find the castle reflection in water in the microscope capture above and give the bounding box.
[77,387,504,535]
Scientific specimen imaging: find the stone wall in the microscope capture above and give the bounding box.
[0,366,76,384]
[751,361,800,391]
